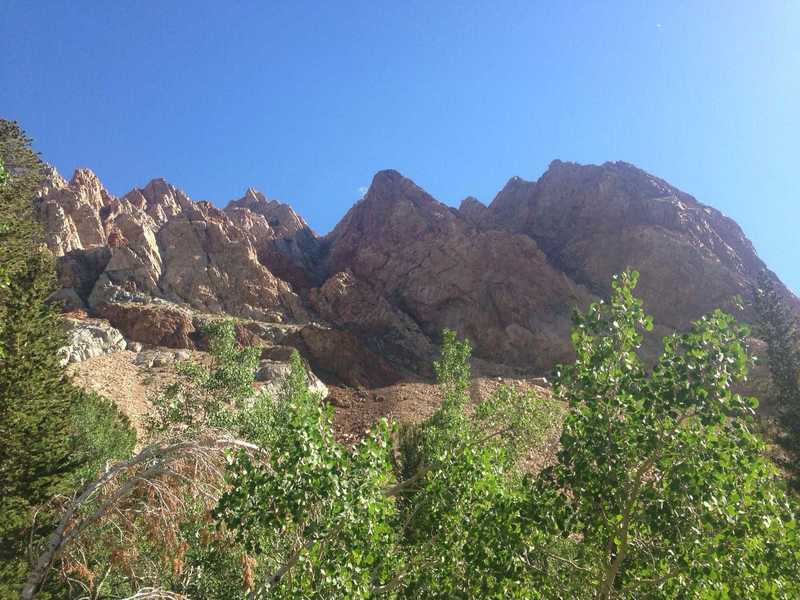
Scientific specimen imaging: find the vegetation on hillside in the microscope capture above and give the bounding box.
[12,277,800,598]
[3,121,799,599]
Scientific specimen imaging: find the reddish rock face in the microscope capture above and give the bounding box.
[286,324,402,388]
[483,160,797,329]
[320,164,796,372]
[308,270,437,375]
[323,170,592,370]
[95,303,196,349]
[37,160,797,384]
[458,196,489,226]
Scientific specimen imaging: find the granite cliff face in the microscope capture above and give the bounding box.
[36,160,796,386]
[37,171,309,322]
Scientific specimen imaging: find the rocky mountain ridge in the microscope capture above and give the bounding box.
[37,159,796,389]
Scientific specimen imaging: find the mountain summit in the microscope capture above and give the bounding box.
[36,160,796,385]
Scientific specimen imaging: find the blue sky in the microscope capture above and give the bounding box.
[2,1,798,291]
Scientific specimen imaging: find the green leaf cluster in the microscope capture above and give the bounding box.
[216,352,402,597]
[146,319,261,436]
[534,270,800,598]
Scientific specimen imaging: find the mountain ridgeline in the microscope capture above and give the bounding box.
[36,159,795,385]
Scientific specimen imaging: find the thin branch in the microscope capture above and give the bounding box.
[256,521,346,596]
[383,464,430,497]
[22,436,265,600]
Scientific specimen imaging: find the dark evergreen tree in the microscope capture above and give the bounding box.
[0,120,135,598]
[752,269,800,440]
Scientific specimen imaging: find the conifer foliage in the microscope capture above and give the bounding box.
[752,270,800,438]
[0,121,135,597]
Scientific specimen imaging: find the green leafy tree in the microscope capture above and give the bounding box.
[216,351,402,598]
[394,330,557,598]
[531,270,800,598]
[216,329,558,598]
[69,391,136,482]
[146,319,260,436]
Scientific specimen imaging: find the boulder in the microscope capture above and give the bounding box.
[96,302,196,348]
[256,359,328,398]
[133,349,188,368]
[259,345,297,362]
[48,288,86,312]
[60,318,126,364]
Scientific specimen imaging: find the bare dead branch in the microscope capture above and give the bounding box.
[22,435,267,600]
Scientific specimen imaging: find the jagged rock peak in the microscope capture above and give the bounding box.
[35,167,111,256]
[539,159,692,203]
[495,173,536,194]
[69,167,102,188]
[227,188,311,236]
[243,187,268,203]
[118,178,189,224]
[370,168,404,185]
[365,169,431,202]
[459,196,484,210]
[227,187,271,211]
[458,196,488,225]
[328,169,456,246]
[487,174,536,228]
[40,163,68,190]
[138,177,183,202]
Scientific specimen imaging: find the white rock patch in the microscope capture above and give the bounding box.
[60,318,127,365]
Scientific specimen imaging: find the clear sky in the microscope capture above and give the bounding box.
[2,1,798,291]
